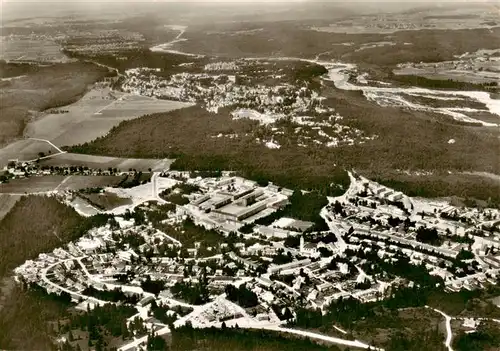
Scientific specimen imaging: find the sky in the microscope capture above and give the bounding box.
[2,0,496,3]
[1,0,496,23]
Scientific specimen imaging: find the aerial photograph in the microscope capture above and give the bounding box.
[0,0,499,350]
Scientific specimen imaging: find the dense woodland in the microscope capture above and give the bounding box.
[170,325,342,351]
[0,196,112,279]
[0,60,40,78]
[390,74,499,93]
[0,284,72,350]
[454,322,500,351]
[178,22,500,66]
[254,190,329,231]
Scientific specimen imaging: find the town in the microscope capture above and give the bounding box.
[12,165,500,350]
[120,60,377,150]
[2,2,500,350]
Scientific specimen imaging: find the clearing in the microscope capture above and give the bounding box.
[0,36,69,63]
[24,87,193,147]
[78,192,133,211]
[0,61,111,147]
[0,175,123,194]
[40,153,174,172]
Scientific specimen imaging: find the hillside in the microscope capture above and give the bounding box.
[0,62,113,146]
[0,195,108,279]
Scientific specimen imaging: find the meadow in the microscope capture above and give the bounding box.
[24,87,192,147]
[0,175,123,194]
[0,62,111,147]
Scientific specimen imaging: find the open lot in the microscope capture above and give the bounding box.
[0,175,123,194]
[40,152,174,172]
[24,87,192,147]
[79,192,132,211]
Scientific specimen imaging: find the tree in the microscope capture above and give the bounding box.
[147,333,168,350]
[225,284,259,308]
[121,319,130,340]
[457,249,474,261]
[416,227,441,246]
[283,307,294,321]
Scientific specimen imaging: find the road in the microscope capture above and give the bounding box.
[94,95,125,115]
[151,172,168,204]
[427,306,454,351]
[320,208,347,251]
[41,258,107,305]
[28,137,65,154]
[257,325,381,350]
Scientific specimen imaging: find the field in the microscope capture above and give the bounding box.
[0,61,111,147]
[41,152,174,172]
[0,138,60,167]
[79,192,132,211]
[0,194,21,220]
[0,37,70,63]
[0,175,123,194]
[311,6,498,34]
[24,87,192,147]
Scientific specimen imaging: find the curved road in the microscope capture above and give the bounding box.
[427,306,454,351]
[41,258,107,305]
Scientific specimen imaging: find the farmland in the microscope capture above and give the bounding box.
[40,153,174,172]
[0,175,123,194]
[0,36,70,63]
[0,139,60,167]
[24,87,193,147]
[0,61,112,147]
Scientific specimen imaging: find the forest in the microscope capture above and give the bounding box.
[390,73,499,92]
[170,325,342,351]
[0,196,112,279]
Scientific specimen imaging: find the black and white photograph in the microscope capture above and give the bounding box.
[0,0,499,350]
